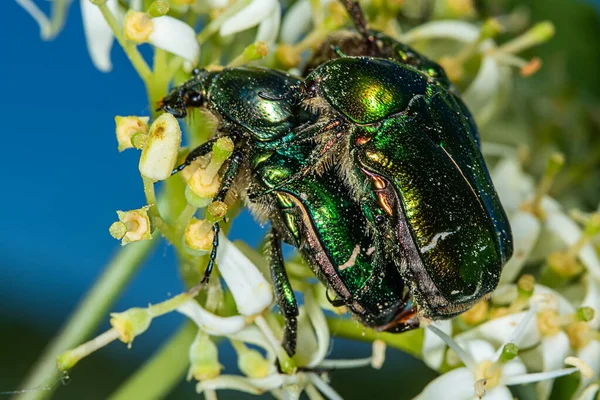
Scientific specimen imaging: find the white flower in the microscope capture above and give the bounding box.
[138,113,182,181]
[215,233,273,316]
[220,0,281,46]
[280,0,332,44]
[16,0,71,40]
[124,12,200,63]
[422,320,453,370]
[489,155,600,281]
[149,16,200,62]
[81,0,121,72]
[416,307,584,400]
[402,21,552,127]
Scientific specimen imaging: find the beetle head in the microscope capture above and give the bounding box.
[158,72,207,117]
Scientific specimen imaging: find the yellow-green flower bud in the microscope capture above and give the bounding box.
[148,0,169,17]
[124,11,154,43]
[139,113,182,181]
[576,306,595,322]
[228,41,269,67]
[188,332,222,381]
[233,341,271,378]
[130,132,148,150]
[115,116,149,152]
[479,18,502,41]
[112,208,153,245]
[183,218,214,255]
[110,307,153,346]
[206,201,228,224]
[187,169,220,204]
[499,343,519,362]
[275,45,301,69]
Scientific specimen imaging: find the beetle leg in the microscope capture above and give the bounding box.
[249,120,345,200]
[199,150,244,284]
[338,0,379,55]
[267,228,299,356]
[171,138,220,175]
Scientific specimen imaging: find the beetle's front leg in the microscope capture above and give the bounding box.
[267,228,299,356]
[171,138,221,175]
[198,149,244,284]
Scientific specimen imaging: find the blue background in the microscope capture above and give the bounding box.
[1,1,437,398]
[2,0,599,398]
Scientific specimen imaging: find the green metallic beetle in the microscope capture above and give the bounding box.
[161,0,512,357]
[266,0,513,320]
[161,65,417,356]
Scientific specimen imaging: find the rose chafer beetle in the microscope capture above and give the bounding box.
[160,0,512,357]
[282,0,514,319]
[160,65,417,356]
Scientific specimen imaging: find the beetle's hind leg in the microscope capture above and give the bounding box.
[267,228,299,357]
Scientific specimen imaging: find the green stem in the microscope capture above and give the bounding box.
[97,2,152,82]
[17,236,159,400]
[142,177,180,246]
[109,323,197,400]
[326,318,424,358]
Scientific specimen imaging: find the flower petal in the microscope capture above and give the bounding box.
[490,157,535,216]
[216,233,273,316]
[457,311,540,350]
[256,4,281,46]
[461,339,496,364]
[499,211,541,284]
[309,374,343,400]
[402,20,479,43]
[545,210,600,279]
[177,299,247,335]
[16,0,52,39]
[413,367,476,400]
[280,0,311,44]
[81,0,118,72]
[484,386,515,400]
[422,320,452,370]
[574,383,600,400]
[305,289,329,367]
[534,332,570,400]
[149,16,200,63]
[220,0,278,37]
[582,276,600,330]
[577,340,600,389]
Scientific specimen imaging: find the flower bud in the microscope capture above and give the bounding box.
[183,218,214,255]
[124,11,153,43]
[110,307,153,346]
[111,207,153,245]
[187,331,222,381]
[139,113,182,181]
[115,116,149,151]
[148,0,169,17]
[232,341,272,378]
[186,171,220,206]
[228,41,269,67]
[275,45,301,69]
[207,201,228,224]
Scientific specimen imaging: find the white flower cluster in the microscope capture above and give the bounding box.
[18,1,600,399]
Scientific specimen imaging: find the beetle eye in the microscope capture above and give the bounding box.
[184,91,203,107]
